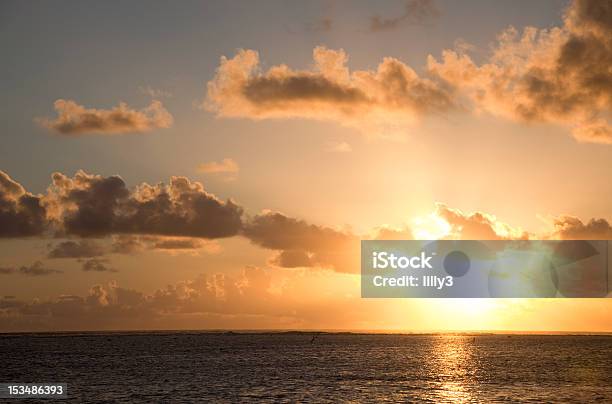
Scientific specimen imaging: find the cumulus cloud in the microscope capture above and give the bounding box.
[369,0,440,32]
[18,261,63,276]
[243,211,360,273]
[0,267,290,331]
[433,203,529,240]
[205,46,457,138]
[37,99,173,136]
[0,265,407,332]
[205,0,610,144]
[0,170,47,238]
[45,170,243,239]
[269,250,316,268]
[81,258,117,272]
[427,0,612,143]
[550,216,612,240]
[48,240,105,259]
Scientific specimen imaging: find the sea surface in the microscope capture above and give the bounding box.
[1,332,611,402]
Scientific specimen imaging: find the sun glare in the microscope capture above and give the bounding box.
[412,213,451,240]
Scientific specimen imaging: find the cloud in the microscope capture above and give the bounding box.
[427,0,612,144]
[150,237,220,252]
[0,266,395,332]
[81,258,117,272]
[108,235,220,255]
[369,0,440,32]
[243,211,360,273]
[3,168,612,275]
[37,99,173,136]
[48,240,105,259]
[0,267,285,331]
[325,141,352,153]
[550,216,612,240]
[45,170,243,239]
[432,203,529,240]
[138,86,172,99]
[205,46,457,138]
[269,250,315,268]
[110,235,145,254]
[197,158,240,180]
[0,170,47,238]
[18,261,63,276]
[205,1,609,144]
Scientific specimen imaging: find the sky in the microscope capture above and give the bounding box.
[1,0,612,332]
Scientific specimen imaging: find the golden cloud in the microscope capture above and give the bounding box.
[38,99,173,136]
[427,0,612,143]
[206,46,457,139]
[206,0,610,144]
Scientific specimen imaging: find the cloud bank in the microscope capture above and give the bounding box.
[45,170,243,239]
[1,168,611,274]
[48,240,105,259]
[0,261,63,276]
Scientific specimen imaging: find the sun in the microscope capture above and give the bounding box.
[412,213,452,240]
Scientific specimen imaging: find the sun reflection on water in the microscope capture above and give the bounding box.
[423,335,479,402]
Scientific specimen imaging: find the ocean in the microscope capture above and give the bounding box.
[1,332,611,402]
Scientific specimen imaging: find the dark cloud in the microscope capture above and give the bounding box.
[428,0,612,144]
[151,238,209,250]
[269,250,315,268]
[370,0,440,32]
[551,216,612,240]
[0,170,47,237]
[47,171,243,239]
[48,240,105,259]
[108,235,214,254]
[243,212,359,273]
[82,258,117,273]
[37,99,173,136]
[18,261,63,276]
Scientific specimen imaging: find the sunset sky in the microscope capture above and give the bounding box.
[1,0,611,332]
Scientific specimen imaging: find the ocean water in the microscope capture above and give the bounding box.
[1,332,611,402]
